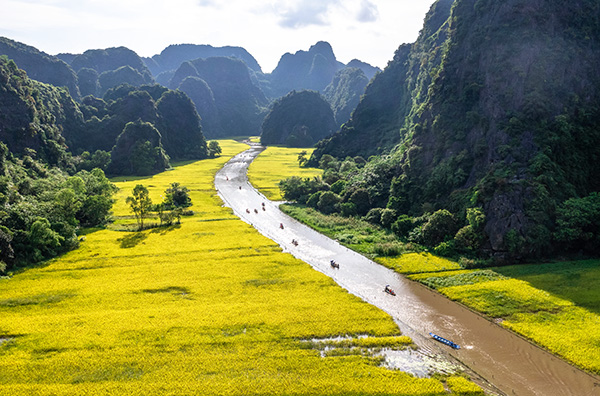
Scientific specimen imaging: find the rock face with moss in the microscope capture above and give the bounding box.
[260,90,336,147]
[311,0,600,257]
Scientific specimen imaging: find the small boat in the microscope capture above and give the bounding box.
[429,333,460,349]
[384,285,396,296]
[330,260,339,269]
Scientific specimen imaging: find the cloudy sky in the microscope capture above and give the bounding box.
[0,0,436,73]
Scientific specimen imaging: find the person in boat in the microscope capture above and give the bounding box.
[246,209,250,214]
[254,209,258,213]
[239,186,242,190]
[279,223,284,229]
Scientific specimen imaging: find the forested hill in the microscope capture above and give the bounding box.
[0,37,80,100]
[310,0,600,258]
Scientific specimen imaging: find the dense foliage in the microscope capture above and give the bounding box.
[0,37,80,99]
[65,83,208,171]
[260,90,337,147]
[309,0,600,259]
[0,142,116,273]
[0,56,82,168]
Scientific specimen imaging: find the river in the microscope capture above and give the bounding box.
[215,145,600,396]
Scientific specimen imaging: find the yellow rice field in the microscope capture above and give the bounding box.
[248,146,321,201]
[0,140,471,395]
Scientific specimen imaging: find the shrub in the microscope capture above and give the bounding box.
[364,208,384,225]
[318,191,341,214]
[380,208,396,228]
[391,215,414,238]
[421,209,458,247]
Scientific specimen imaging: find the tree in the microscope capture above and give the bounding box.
[126,184,153,230]
[164,182,192,209]
[297,150,308,167]
[208,141,222,158]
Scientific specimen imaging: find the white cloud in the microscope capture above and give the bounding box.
[357,0,379,23]
[274,0,341,28]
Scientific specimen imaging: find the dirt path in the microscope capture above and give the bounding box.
[216,145,600,396]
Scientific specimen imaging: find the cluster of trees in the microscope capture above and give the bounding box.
[0,143,116,273]
[69,83,209,176]
[260,90,337,147]
[282,149,600,260]
[126,183,192,231]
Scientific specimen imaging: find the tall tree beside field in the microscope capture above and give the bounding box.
[126,184,153,230]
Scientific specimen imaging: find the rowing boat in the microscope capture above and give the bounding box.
[429,333,460,349]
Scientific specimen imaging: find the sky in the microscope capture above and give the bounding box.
[0,0,437,73]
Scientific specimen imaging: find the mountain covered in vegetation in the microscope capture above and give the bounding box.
[0,55,82,168]
[58,46,154,96]
[309,0,600,259]
[268,41,344,98]
[0,37,80,100]
[169,57,268,138]
[324,67,370,127]
[260,90,336,147]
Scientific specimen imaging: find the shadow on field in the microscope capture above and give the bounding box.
[149,224,181,235]
[494,260,600,314]
[117,232,148,249]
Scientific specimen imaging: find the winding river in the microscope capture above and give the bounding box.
[216,145,600,396]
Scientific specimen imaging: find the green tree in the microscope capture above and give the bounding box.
[164,182,192,209]
[297,150,308,167]
[208,141,222,158]
[126,184,153,230]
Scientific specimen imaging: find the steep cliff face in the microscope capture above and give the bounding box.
[313,0,600,257]
[269,41,344,98]
[324,67,369,127]
[170,57,268,137]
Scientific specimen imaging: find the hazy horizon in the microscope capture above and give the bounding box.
[0,0,437,73]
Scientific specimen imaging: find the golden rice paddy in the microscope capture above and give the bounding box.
[0,140,474,395]
[247,146,321,201]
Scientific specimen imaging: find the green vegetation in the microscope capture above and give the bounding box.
[309,0,600,259]
[169,56,268,138]
[260,90,337,148]
[0,141,116,273]
[324,67,369,127]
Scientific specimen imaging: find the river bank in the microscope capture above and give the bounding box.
[217,144,600,396]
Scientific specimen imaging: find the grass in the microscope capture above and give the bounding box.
[0,140,475,395]
[248,147,600,377]
[247,147,322,201]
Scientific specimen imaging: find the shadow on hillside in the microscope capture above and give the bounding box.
[117,232,148,249]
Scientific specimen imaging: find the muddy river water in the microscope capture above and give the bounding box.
[216,145,600,396]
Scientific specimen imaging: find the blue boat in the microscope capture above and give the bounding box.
[429,333,460,349]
